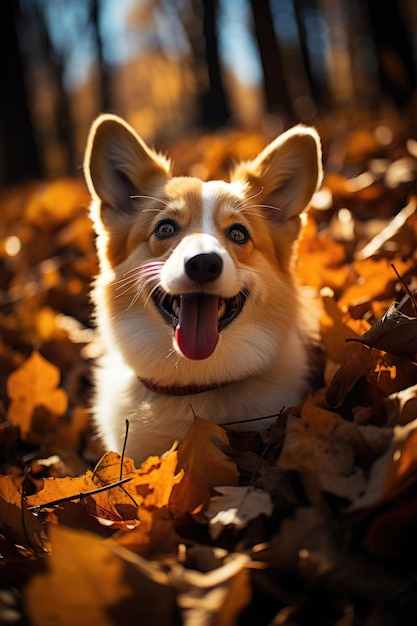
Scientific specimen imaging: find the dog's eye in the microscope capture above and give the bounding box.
[155,219,179,239]
[228,224,249,244]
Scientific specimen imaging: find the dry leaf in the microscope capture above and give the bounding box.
[349,418,417,511]
[320,294,370,364]
[347,301,417,362]
[0,475,46,552]
[354,197,417,260]
[279,396,391,503]
[24,524,179,626]
[7,350,68,438]
[338,257,412,309]
[384,383,417,426]
[205,486,273,540]
[27,450,183,525]
[169,417,239,518]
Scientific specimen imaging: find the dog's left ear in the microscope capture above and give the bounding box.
[232,126,322,220]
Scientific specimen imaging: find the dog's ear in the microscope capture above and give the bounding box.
[232,126,322,221]
[84,114,171,214]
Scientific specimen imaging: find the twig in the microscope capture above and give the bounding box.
[27,475,133,511]
[391,263,417,312]
[119,419,138,507]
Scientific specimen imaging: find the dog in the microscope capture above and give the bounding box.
[84,114,323,464]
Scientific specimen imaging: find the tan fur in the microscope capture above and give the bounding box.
[84,114,323,464]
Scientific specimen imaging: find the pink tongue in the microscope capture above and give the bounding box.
[175,294,219,360]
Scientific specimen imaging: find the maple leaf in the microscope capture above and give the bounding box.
[7,350,68,438]
[26,450,184,526]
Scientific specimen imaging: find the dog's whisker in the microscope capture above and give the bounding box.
[143,282,161,308]
[114,276,140,290]
[113,274,152,291]
[115,282,142,299]
[123,262,164,277]
[112,265,162,290]
[235,186,264,211]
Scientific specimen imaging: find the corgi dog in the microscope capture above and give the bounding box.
[84,114,323,464]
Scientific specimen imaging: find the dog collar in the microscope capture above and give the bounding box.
[139,377,229,396]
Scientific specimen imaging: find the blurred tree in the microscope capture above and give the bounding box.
[186,0,231,127]
[28,1,77,175]
[292,0,326,106]
[90,0,113,113]
[366,0,417,106]
[0,1,42,185]
[249,0,293,118]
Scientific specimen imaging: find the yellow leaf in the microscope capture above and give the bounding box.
[7,350,68,438]
[24,525,133,626]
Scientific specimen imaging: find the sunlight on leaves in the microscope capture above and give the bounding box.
[7,350,68,439]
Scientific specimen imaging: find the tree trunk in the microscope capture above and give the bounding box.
[249,0,292,118]
[366,0,417,106]
[0,1,42,185]
[91,0,113,113]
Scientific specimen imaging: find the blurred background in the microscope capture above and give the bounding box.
[1,0,417,187]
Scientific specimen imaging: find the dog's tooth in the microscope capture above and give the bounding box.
[218,299,226,319]
[172,297,180,317]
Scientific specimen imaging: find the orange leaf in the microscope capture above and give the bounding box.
[169,416,239,518]
[320,294,370,364]
[26,471,123,521]
[0,475,46,552]
[24,525,134,626]
[7,350,68,438]
[93,450,183,514]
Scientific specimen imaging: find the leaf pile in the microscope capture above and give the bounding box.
[2,113,417,625]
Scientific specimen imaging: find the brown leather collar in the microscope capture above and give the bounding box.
[139,377,230,396]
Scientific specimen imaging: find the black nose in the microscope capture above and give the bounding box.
[185,252,223,284]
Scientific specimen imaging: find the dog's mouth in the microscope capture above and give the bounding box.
[152,288,248,360]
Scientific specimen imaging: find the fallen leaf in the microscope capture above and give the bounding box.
[349,418,417,511]
[338,257,413,309]
[24,524,180,626]
[279,414,365,503]
[256,507,403,602]
[278,396,391,503]
[7,350,68,438]
[320,293,370,364]
[354,197,416,260]
[205,486,273,540]
[384,383,417,426]
[26,471,124,522]
[347,301,417,362]
[169,417,239,518]
[0,475,46,553]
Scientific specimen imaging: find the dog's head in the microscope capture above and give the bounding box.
[84,115,322,385]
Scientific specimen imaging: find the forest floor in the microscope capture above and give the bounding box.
[1,106,417,625]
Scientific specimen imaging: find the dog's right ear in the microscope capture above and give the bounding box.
[84,114,171,214]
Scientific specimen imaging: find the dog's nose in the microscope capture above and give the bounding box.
[185,252,223,284]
